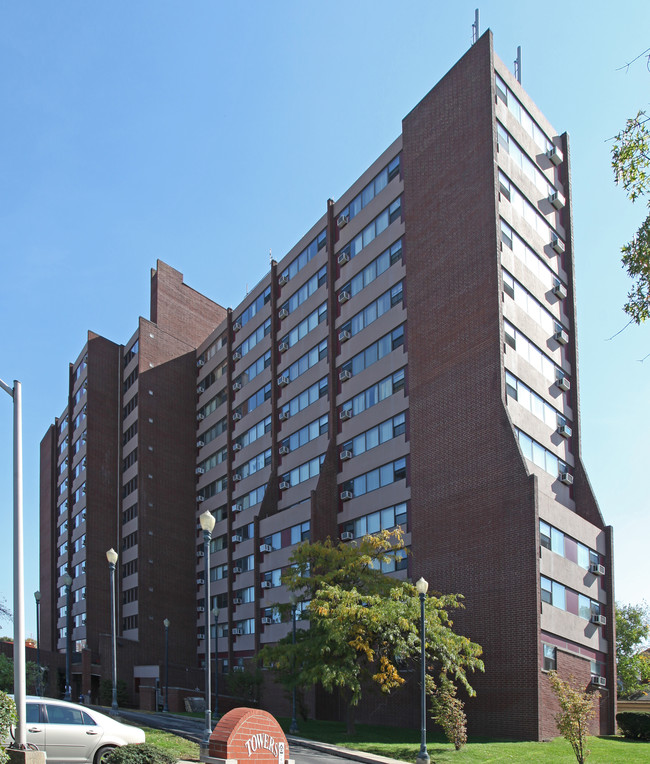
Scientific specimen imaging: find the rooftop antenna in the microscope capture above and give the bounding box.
[472,9,480,45]
[514,46,522,84]
[269,249,273,265]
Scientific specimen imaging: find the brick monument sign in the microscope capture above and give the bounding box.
[203,707,293,764]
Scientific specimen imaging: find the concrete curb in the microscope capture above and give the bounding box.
[286,736,406,764]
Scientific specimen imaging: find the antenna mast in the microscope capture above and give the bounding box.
[472,9,480,45]
[514,46,522,83]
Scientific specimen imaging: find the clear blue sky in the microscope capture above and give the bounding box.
[0,1,648,641]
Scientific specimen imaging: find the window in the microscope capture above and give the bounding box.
[281,455,325,489]
[123,394,138,420]
[282,340,327,384]
[279,266,327,317]
[541,576,565,610]
[280,229,327,282]
[290,521,310,545]
[236,484,266,511]
[198,446,228,474]
[515,428,568,480]
[280,415,328,454]
[337,198,402,263]
[236,286,271,329]
[337,156,400,226]
[235,416,272,450]
[542,644,557,671]
[262,569,283,588]
[202,416,228,445]
[495,74,553,154]
[500,219,562,287]
[122,531,137,551]
[341,413,406,458]
[505,372,570,431]
[339,326,404,380]
[202,475,228,499]
[339,239,403,299]
[72,354,88,383]
[122,615,138,631]
[199,389,228,419]
[235,383,271,418]
[503,269,565,336]
[123,421,137,446]
[124,340,139,366]
[280,302,327,350]
[235,318,271,360]
[234,350,271,390]
[122,559,137,577]
[497,122,557,199]
[123,476,138,499]
[342,502,408,539]
[199,333,228,366]
[339,282,404,340]
[262,532,282,551]
[340,457,407,499]
[123,368,138,394]
[122,503,138,523]
[504,321,563,383]
[123,587,138,604]
[239,449,272,479]
[198,362,228,393]
[499,171,561,247]
[280,377,328,419]
[122,448,137,472]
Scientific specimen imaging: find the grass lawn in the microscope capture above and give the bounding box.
[138,724,201,762]
[276,718,650,763]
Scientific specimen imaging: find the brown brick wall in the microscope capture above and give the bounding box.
[39,425,57,652]
[403,31,542,739]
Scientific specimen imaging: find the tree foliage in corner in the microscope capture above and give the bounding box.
[616,601,650,699]
[548,671,595,764]
[260,530,483,735]
[612,110,650,323]
[0,691,17,764]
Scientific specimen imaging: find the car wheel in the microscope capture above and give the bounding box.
[94,745,116,764]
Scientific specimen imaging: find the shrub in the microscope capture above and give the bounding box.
[548,672,595,764]
[617,711,650,740]
[429,680,467,751]
[99,678,129,707]
[0,692,17,764]
[104,743,176,764]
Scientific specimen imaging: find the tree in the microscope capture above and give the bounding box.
[260,530,483,734]
[0,653,43,694]
[0,691,17,764]
[0,599,10,625]
[611,110,650,323]
[616,601,650,698]
[548,672,595,764]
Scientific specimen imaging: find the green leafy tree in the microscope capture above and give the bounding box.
[548,672,595,764]
[616,601,650,698]
[261,530,483,734]
[225,665,263,704]
[0,691,17,764]
[427,675,467,750]
[0,653,42,694]
[611,110,650,323]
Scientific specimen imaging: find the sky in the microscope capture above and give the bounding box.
[0,1,648,642]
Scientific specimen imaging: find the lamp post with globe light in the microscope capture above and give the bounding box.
[34,591,42,696]
[106,548,119,714]
[199,510,215,751]
[415,577,430,764]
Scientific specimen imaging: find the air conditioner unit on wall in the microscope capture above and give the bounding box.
[547,145,564,166]
[340,490,353,501]
[337,213,349,228]
[261,617,273,625]
[338,291,351,304]
[551,234,566,255]
[340,408,352,420]
[232,351,242,362]
[232,597,243,605]
[556,376,570,392]
[279,341,289,353]
[261,581,272,589]
[278,375,290,388]
[591,614,606,626]
[279,480,291,490]
[278,274,289,286]
[340,450,353,461]
[232,628,243,636]
[233,443,242,452]
[232,566,242,575]
[590,563,606,576]
[279,410,290,421]
[554,329,569,346]
[339,330,351,343]
[279,308,289,320]
[339,370,352,382]
[338,251,350,265]
[233,321,242,333]
[552,281,568,300]
[548,191,566,210]
[341,531,354,541]
[279,445,290,456]
[259,544,273,553]
[559,472,573,486]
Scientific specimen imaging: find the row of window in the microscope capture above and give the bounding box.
[281,339,327,384]
[340,456,407,498]
[72,432,85,455]
[280,301,327,350]
[234,350,271,391]
[503,270,565,338]
[122,503,138,524]
[501,219,560,287]
[281,454,325,488]
[123,421,137,446]
[340,325,405,379]
[506,372,570,432]
[199,388,228,419]
[499,171,561,248]
[72,384,86,407]
[123,393,138,420]
[338,197,402,262]
[504,320,563,384]
[198,361,227,394]
[236,285,271,329]
[239,448,272,480]
[235,382,271,419]
[337,155,400,225]
[280,266,327,317]
[73,407,86,431]
[541,576,602,620]
[198,446,228,475]
[124,340,138,367]
[201,416,227,445]
[280,377,327,419]
[280,415,328,454]
[123,368,138,394]
[498,122,557,200]
[235,416,272,450]
[341,502,407,539]
[341,412,406,458]
[235,318,271,360]
[72,354,88,383]
[123,448,138,472]
[515,428,569,480]
[341,368,405,419]
[495,74,553,154]
[340,238,403,300]
[340,282,403,339]
[540,520,600,569]
[280,229,327,283]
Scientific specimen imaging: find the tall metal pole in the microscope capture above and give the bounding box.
[163,618,170,712]
[212,606,219,720]
[289,601,298,735]
[34,591,41,696]
[199,511,215,751]
[415,578,429,764]
[63,573,72,701]
[106,548,119,714]
[1,378,26,748]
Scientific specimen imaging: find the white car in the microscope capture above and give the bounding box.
[11,696,145,763]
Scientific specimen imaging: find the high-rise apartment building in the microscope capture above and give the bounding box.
[40,32,615,739]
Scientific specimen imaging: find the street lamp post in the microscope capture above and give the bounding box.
[106,548,119,715]
[63,573,73,701]
[212,606,219,721]
[199,510,215,751]
[289,599,298,735]
[0,377,27,748]
[415,577,429,764]
[34,591,41,696]
[163,618,170,712]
